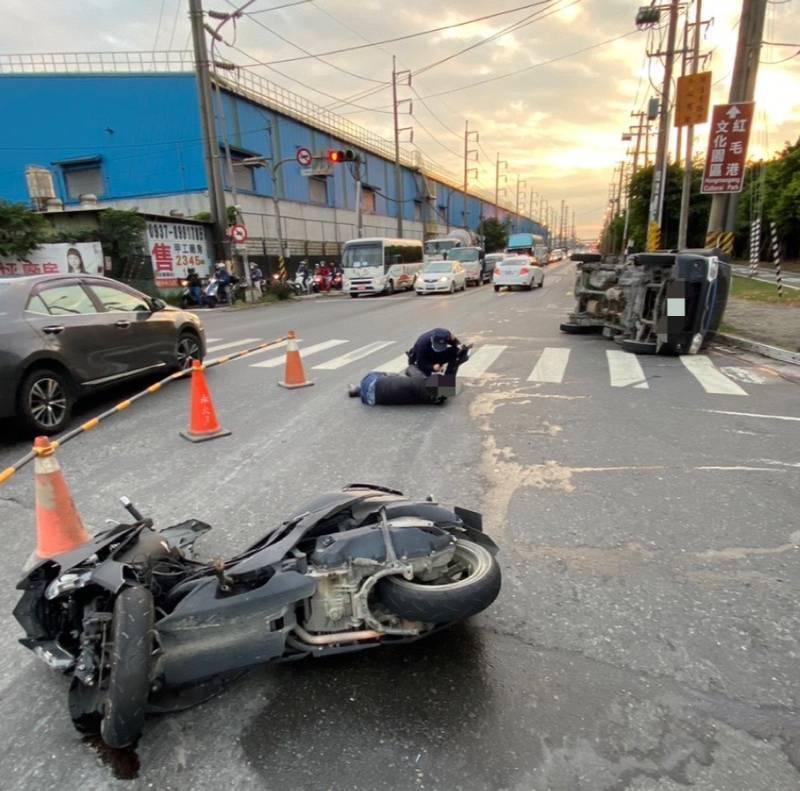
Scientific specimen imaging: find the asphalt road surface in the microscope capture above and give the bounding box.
[1,261,799,790]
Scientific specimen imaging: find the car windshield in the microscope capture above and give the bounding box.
[424,240,459,255]
[424,262,453,274]
[342,243,383,269]
[447,248,479,263]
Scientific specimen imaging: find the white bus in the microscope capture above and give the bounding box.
[342,237,424,297]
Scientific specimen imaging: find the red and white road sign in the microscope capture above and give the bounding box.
[229,224,248,243]
[296,147,313,167]
[700,102,755,194]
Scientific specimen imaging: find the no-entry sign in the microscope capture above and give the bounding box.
[229,224,248,243]
[700,102,755,194]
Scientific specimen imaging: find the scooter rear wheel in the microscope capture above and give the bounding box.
[100,586,154,749]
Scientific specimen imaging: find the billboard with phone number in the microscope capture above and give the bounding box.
[147,221,213,288]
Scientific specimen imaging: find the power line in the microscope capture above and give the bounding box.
[167,0,184,50]
[223,40,395,112]
[412,0,576,78]
[760,48,800,64]
[245,0,314,13]
[225,0,387,84]
[239,0,557,65]
[153,0,168,51]
[414,28,642,99]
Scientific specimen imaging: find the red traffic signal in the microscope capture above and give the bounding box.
[327,149,357,164]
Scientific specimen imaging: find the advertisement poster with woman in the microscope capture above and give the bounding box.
[0,242,104,276]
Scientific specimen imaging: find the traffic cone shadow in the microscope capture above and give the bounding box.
[25,436,91,569]
[180,360,232,443]
[278,330,314,389]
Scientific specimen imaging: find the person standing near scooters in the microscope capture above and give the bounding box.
[186,268,202,306]
[215,263,232,305]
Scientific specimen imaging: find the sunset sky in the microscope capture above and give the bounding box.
[2,0,799,237]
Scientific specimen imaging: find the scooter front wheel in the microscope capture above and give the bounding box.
[100,586,154,749]
[376,539,500,623]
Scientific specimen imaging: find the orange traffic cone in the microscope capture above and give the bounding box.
[180,360,232,443]
[26,436,91,569]
[278,330,314,389]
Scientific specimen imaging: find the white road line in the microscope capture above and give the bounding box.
[607,350,649,389]
[206,337,222,343]
[704,410,800,422]
[206,338,261,353]
[250,339,348,368]
[374,354,410,373]
[680,356,748,396]
[459,345,507,378]
[312,341,395,370]
[528,347,570,383]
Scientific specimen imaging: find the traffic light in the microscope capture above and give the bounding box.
[327,149,357,164]
[635,7,660,27]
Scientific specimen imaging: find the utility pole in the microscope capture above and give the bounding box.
[391,56,413,238]
[571,208,576,248]
[495,153,507,214]
[646,0,680,250]
[463,121,479,230]
[559,199,566,249]
[677,0,704,249]
[706,0,768,245]
[515,176,528,233]
[189,0,227,258]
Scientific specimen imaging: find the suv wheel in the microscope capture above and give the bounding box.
[18,368,73,435]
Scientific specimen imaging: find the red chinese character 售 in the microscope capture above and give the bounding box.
[152,243,174,272]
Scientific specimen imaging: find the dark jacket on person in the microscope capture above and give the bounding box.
[408,328,460,376]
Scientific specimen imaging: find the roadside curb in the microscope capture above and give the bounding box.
[716,333,800,366]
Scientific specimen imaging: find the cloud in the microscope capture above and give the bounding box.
[1,0,797,237]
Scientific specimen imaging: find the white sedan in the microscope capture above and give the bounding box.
[493,256,544,292]
[415,261,467,295]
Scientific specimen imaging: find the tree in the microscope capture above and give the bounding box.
[477,217,510,252]
[626,163,711,251]
[0,201,50,258]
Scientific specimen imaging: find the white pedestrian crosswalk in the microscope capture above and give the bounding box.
[680,355,748,396]
[250,339,348,368]
[312,341,396,370]
[207,334,770,398]
[528,347,570,383]
[606,350,649,389]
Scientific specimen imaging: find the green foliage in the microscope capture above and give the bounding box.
[477,217,510,252]
[0,200,50,258]
[96,209,147,261]
[600,212,626,254]
[626,163,711,251]
[193,211,212,222]
[736,138,800,259]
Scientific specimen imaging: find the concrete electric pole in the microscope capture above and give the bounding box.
[189,0,227,258]
[646,0,680,251]
[391,56,413,238]
[462,122,480,230]
[495,153,508,213]
[706,0,767,247]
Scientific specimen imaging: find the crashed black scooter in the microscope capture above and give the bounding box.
[14,485,501,749]
[560,249,730,355]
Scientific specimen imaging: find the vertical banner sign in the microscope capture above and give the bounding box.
[700,102,755,194]
[146,221,213,287]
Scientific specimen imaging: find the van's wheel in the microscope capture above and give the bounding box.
[494,285,500,293]
[376,539,501,623]
[100,586,154,749]
[385,280,395,296]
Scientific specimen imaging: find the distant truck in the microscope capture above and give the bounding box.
[506,232,548,265]
[424,229,478,263]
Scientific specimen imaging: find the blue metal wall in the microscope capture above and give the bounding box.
[0,73,546,237]
[0,74,205,203]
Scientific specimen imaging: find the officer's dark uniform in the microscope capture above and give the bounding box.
[408,328,462,377]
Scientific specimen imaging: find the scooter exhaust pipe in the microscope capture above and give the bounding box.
[292,625,383,646]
